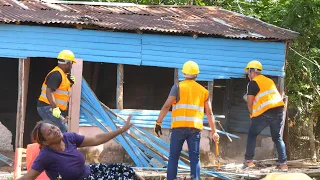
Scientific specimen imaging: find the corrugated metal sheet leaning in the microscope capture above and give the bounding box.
[79,77,250,179]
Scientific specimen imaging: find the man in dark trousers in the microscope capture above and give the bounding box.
[243,60,287,171]
[37,50,76,132]
[154,60,219,180]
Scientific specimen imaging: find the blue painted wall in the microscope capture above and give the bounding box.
[0,24,286,81]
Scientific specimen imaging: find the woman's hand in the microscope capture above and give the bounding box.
[121,114,134,132]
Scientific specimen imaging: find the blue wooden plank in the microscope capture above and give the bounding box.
[80,55,141,65]
[0,49,142,65]
[0,44,141,58]
[0,31,141,46]
[0,39,141,53]
[142,34,286,49]
[81,79,143,166]
[143,54,284,67]
[124,136,151,167]
[142,45,284,55]
[177,69,285,78]
[141,61,284,76]
[112,109,225,119]
[142,50,285,62]
[0,24,141,39]
[128,136,163,168]
[129,128,189,167]
[143,40,285,54]
[142,55,283,71]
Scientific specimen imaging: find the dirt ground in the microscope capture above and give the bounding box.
[1,150,319,180]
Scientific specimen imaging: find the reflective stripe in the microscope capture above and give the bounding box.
[172,116,203,123]
[42,86,69,95]
[252,98,282,113]
[253,89,278,104]
[40,92,68,106]
[172,104,204,111]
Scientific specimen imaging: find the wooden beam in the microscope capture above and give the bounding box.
[174,68,179,84]
[91,63,100,93]
[208,81,214,104]
[68,59,83,133]
[116,64,124,110]
[15,58,30,148]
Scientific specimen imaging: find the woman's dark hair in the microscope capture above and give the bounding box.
[31,121,46,149]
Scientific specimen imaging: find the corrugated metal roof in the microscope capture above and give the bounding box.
[0,0,298,40]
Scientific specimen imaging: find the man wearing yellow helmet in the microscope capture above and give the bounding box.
[154,60,219,180]
[37,50,76,132]
[243,60,287,171]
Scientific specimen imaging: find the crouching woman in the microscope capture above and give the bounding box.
[18,114,144,180]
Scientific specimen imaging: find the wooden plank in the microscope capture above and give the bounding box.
[142,45,285,55]
[142,54,284,67]
[0,39,142,52]
[0,48,142,65]
[142,55,283,70]
[0,24,142,39]
[68,58,83,133]
[116,64,124,110]
[0,43,141,58]
[208,81,214,104]
[15,58,30,148]
[174,68,179,84]
[142,50,285,62]
[142,34,286,49]
[91,63,100,93]
[142,42,285,54]
[141,61,284,76]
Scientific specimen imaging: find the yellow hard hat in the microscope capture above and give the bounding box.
[244,60,262,72]
[57,50,76,63]
[182,60,200,75]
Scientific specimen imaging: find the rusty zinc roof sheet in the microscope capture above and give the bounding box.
[0,0,298,40]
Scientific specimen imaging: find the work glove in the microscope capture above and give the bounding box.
[52,107,61,118]
[68,74,76,85]
[154,122,162,137]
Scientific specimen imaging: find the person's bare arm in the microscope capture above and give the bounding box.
[46,88,57,108]
[156,96,176,123]
[80,115,133,147]
[18,169,40,180]
[247,95,255,115]
[204,99,216,133]
[204,99,219,142]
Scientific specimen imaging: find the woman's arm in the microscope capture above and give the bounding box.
[80,114,133,147]
[18,169,41,180]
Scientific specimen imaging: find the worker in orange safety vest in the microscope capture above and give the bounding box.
[154,60,219,180]
[37,50,76,132]
[243,60,287,171]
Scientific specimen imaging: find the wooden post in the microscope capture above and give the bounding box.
[174,68,179,84]
[15,58,30,148]
[208,81,214,104]
[68,59,83,133]
[91,63,100,93]
[117,64,124,110]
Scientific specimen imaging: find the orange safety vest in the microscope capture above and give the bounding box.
[171,80,209,130]
[251,75,285,118]
[38,66,71,111]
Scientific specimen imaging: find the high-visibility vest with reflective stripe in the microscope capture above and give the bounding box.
[251,75,285,118]
[171,80,209,130]
[38,66,71,111]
